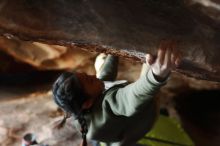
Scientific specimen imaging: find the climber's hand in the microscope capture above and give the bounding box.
[146,40,182,82]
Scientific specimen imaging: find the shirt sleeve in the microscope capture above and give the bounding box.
[104,68,167,116]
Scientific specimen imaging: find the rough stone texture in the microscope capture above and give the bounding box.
[0,0,219,81]
[0,37,96,70]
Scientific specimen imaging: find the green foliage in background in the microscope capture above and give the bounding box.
[138,115,194,146]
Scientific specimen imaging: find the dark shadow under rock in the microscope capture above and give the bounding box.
[174,90,220,146]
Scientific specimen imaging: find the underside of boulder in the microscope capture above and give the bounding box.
[0,0,219,81]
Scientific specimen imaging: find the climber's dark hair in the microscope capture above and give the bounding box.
[52,72,87,117]
[52,72,88,146]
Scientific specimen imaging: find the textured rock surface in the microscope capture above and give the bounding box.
[0,0,219,81]
[0,37,96,70]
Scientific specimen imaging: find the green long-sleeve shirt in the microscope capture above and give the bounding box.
[80,68,167,146]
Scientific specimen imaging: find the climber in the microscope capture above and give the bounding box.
[52,40,181,146]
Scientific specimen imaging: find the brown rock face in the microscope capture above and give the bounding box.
[0,0,219,81]
[0,37,96,71]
